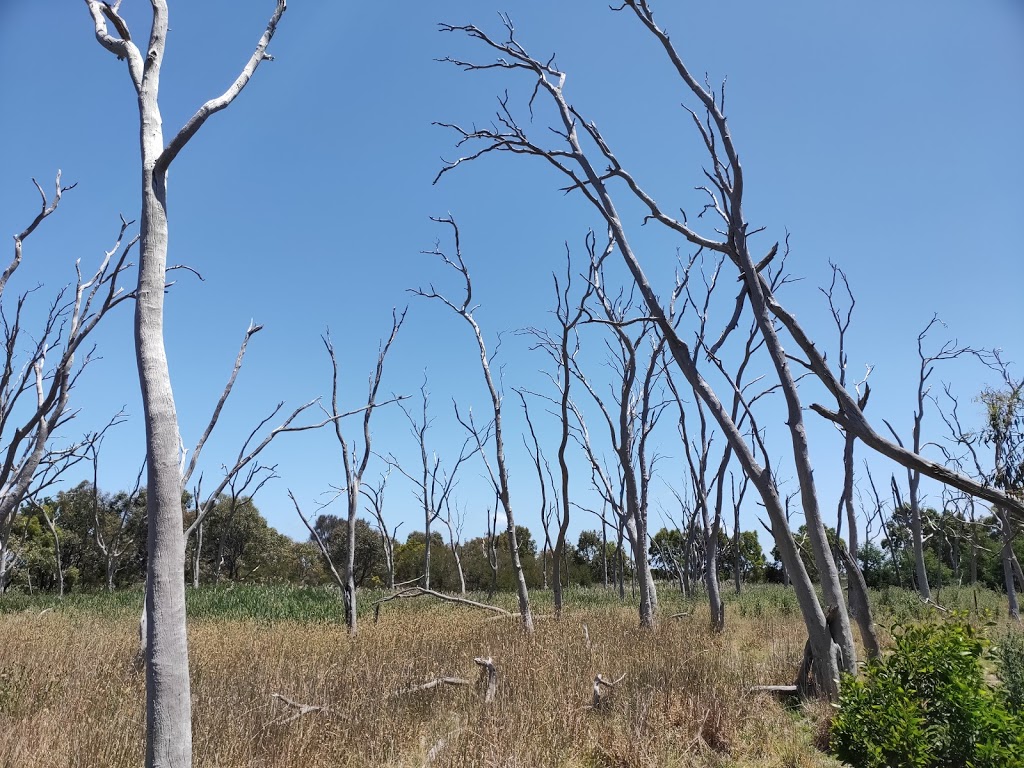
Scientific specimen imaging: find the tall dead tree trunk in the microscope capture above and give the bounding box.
[391,379,474,591]
[84,2,287,763]
[884,317,976,601]
[523,240,594,617]
[362,469,399,590]
[322,311,405,634]
[416,218,533,634]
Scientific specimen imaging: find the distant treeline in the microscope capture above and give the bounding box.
[1,481,1019,597]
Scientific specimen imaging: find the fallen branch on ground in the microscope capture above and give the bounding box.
[391,676,472,698]
[373,586,513,622]
[269,692,331,726]
[592,672,625,709]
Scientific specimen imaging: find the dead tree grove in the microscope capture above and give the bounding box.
[434,2,1024,696]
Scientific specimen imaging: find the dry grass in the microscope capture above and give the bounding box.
[0,589,844,767]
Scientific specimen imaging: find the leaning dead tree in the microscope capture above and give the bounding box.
[83,2,288,764]
[435,7,853,693]
[414,216,534,634]
[0,175,136,594]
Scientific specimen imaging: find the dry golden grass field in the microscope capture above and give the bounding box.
[0,584,1007,767]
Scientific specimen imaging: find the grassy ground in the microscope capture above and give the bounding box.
[0,582,1012,767]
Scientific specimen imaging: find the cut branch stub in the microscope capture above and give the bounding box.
[474,656,498,703]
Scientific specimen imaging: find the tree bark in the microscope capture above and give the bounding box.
[84,2,287,763]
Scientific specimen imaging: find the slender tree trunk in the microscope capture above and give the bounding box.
[343,486,358,634]
[705,530,724,632]
[1004,536,1020,621]
[192,522,202,589]
[453,544,466,595]
[623,514,653,628]
[909,475,931,600]
[837,544,880,659]
[42,510,64,598]
[733,507,742,596]
[601,521,608,589]
[842,433,859,561]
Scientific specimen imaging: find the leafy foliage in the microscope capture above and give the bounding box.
[994,630,1024,713]
[831,619,1024,768]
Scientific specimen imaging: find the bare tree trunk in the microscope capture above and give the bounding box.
[837,543,880,659]
[363,469,397,590]
[418,220,533,633]
[733,506,742,596]
[192,521,202,589]
[84,3,288,763]
[600,519,609,589]
[1004,533,1020,622]
[41,506,64,598]
[452,542,466,595]
[704,524,724,632]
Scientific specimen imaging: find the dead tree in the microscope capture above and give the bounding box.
[439,495,468,595]
[589,251,672,625]
[415,217,533,633]
[818,264,878,645]
[940,355,1024,619]
[87,428,142,593]
[436,4,1024,694]
[518,389,553,593]
[84,3,288,761]
[0,177,136,590]
[390,377,475,591]
[883,316,977,600]
[521,236,597,616]
[208,463,278,586]
[731,474,750,595]
[317,310,405,634]
[677,393,725,630]
[821,264,868,563]
[361,468,400,590]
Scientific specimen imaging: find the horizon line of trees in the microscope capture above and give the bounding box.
[7,479,1024,601]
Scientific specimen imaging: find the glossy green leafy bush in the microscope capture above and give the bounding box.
[830,620,1024,768]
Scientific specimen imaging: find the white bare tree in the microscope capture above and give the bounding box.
[0,176,135,594]
[83,2,288,763]
[316,310,405,633]
[414,216,534,634]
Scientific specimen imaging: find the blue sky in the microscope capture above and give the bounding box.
[1,1,1021,552]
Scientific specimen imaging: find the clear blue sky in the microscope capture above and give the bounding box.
[1,2,1021,552]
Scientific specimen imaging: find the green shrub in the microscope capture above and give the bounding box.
[830,619,1024,768]
[994,630,1024,713]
